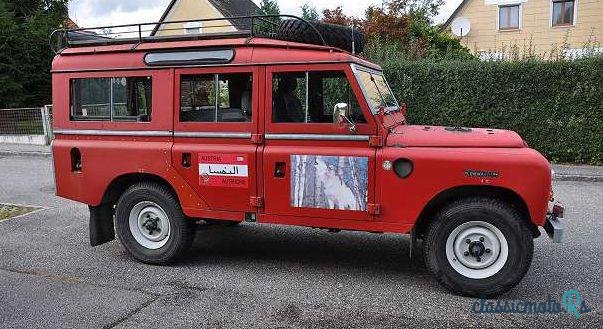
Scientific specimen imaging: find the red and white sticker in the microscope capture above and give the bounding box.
[198,154,249,188]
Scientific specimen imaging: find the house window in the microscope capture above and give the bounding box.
[183,22,202,35]
[499,5,520,30]
[70,77,152,122]
[180,73,252,123]
[552,0,575,26]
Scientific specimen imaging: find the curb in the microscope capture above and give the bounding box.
[0,151,52,158]
[554,174,603,183]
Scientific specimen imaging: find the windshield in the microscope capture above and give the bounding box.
[354,67,398,113]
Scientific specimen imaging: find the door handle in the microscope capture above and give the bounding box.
[182,153,191,168]
[274,162,286,178]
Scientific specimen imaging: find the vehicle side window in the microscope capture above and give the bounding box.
[180,73,252,123]
[70,77,152,122]
[272,72,307,123]
[272,71,365,124]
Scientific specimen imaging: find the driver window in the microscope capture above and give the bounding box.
[272,72,307,123]
[272,71,366,124]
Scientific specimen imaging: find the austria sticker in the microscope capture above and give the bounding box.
[199,154,249,188]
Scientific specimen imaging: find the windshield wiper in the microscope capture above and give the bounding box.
[370,75,388,111]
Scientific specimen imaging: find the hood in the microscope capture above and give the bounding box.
[387,125,526,148]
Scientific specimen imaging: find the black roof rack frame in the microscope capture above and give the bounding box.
[50,15,326,54]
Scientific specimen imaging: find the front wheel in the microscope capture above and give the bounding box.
[114,182,194,264]
[424,198,534,297]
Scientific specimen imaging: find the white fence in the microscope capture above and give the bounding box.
[0,106,53,145]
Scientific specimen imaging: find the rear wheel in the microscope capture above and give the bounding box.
[424,198,533,297]
[114,182,194,264]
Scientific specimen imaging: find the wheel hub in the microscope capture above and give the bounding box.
[468,241,485,258]
[142,217,160,235]
[445,221,509,279]
[129,201,171,249]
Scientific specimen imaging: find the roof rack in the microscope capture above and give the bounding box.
[50,15,326,54]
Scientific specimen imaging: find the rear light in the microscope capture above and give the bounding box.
[549,190,554,202]
[552,203,565,218]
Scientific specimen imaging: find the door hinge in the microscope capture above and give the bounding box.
[250,196,264,208]
[367,203,381,215]
[251,134,264,144]
[369,135,384,148]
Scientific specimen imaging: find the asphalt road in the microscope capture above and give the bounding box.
[0,155,601,329]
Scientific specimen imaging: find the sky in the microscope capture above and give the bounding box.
[68,0,463,28]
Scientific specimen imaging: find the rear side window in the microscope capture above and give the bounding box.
[70,77,152,122]
[180,73,252,123]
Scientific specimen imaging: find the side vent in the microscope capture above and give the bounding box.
[70,148,82,172]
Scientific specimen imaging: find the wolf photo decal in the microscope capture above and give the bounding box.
[290,155,369,211]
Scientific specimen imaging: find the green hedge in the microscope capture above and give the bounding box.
[381,58,603,165]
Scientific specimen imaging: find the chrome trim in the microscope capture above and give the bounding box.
[545,216,565,243]
[53,129,172,137]
[351,63,382,76]
[265,133,370,141]
[173,132,251,139]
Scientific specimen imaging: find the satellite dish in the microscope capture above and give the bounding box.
[451,17,471,37]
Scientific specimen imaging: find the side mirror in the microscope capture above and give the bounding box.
[333,103,356,133]
[399,103,407,116]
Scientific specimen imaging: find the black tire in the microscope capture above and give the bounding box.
[424,197,534,297]
[114,182,194,265]
[276,19,365,53]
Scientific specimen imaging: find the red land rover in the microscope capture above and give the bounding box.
[50,16,565,296]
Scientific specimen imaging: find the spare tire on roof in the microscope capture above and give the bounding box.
[276,19,365,54]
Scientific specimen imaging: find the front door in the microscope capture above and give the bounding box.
[172,66,261,217]
[261,64,378,223]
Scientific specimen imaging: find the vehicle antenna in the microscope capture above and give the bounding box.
[351,23,356,55]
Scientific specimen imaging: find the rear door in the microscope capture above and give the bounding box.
[172,66,261,216]
[261,64,378,222]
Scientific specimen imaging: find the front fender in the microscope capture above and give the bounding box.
[377,147,551,227]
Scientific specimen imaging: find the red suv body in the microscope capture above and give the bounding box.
[51,31,564,296]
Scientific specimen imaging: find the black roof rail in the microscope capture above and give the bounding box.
[49,15,326,54]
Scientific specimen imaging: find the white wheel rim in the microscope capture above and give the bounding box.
[445,221,508,279]
[128,201,171,250]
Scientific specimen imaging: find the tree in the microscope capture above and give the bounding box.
[363,5,410,41]
[259,0,280,16]
[383,0,444,23]
[322,0,472,61]
[300,3,320,22]
[255,0,280,37]
[0,0,68,108]
[322,6,355,26]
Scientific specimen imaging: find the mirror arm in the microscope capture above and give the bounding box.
[343,116,356,133]
[333,102,356,133]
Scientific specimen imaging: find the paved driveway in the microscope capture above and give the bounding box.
[0,155,601,328]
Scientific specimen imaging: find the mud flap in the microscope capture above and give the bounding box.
[89,204,115,246]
